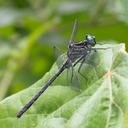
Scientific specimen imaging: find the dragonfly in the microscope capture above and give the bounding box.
[17,20,108,118]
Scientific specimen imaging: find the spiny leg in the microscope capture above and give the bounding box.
[91,47,110,51]
[66,60,74,84]
[78,58,87,79]
[77,51,92,79]
[66,67,69,83]
[71,66,80,90]
[70,65,74,83]
[78,58,96,79]
[69,60,80,90]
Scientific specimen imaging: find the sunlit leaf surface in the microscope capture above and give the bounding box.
[0,43,128,128]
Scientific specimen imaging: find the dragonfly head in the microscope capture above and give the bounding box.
[86,34,96,47]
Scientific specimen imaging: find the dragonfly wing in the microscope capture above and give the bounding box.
[83,50,99,66]
[53,46,64,60]
[56,53,67,69]
[67,66,80,91]
[69,19,78,45]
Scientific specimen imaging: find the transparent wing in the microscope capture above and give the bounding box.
[67,66,80,91]
[56,57,80,90]
[56,53,67,70]
[69,19,78,45]
[53,46,64,60]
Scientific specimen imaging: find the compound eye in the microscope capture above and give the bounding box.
[86,34,96,46]
[86,35,92,40]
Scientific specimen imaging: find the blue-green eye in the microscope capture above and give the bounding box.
[86,34,96,46]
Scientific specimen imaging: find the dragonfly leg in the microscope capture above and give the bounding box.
[77,50,94,79]
[70,65,74,83]
[92,47,110,51]
[71,66,80,90]
[78,58,87,79]
[66,68,69,82]
[68,60,74,83]
[68,59,80,90]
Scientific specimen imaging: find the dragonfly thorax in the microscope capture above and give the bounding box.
[67,43,88,65]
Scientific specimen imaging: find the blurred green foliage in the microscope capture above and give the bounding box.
[0,0,128,100]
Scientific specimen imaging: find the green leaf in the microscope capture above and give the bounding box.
[0,43,128,128]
